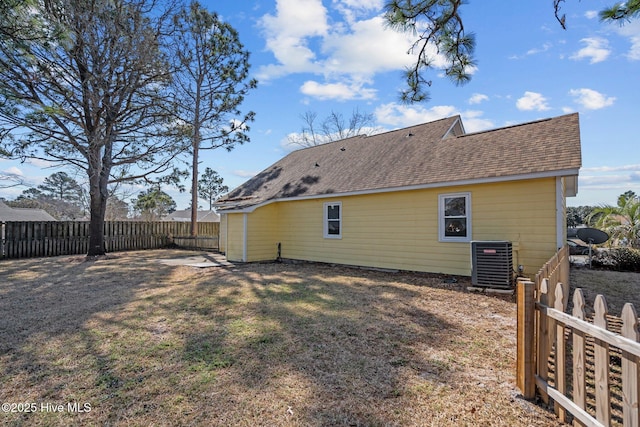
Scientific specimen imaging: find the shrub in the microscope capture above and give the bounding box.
[591,248,640,272]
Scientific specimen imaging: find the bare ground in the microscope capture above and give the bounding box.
[0,250,571,426]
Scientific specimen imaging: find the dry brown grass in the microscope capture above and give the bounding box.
[570,266,640,316]
[0,250,563,426]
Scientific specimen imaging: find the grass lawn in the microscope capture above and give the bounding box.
[570,265,640,316]
[0,250,566,426]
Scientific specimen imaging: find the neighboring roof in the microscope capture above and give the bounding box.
[164,209,220,222]
[216,114,582,212]
[0,200,57,221]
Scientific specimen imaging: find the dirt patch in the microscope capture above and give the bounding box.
[0,250,561,426]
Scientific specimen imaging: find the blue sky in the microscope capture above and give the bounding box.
[1,0,638,209]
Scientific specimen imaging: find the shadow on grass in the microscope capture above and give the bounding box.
[180,262,467,426]
[0,251,184,425]
[0,252,532,426]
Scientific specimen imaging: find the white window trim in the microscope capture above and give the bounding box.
[323,201,342,239]
[438,192,472,243]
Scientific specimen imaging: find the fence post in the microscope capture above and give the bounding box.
[621,303,639,427]
[517,279,536,399]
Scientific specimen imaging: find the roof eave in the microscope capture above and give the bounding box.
[217,168,581,214]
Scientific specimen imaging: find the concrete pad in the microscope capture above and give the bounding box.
[156,253,233,268]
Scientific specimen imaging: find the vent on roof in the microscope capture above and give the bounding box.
[471,241,514,289]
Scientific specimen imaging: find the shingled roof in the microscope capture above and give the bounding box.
[0,200,57,221]
[216,113,581,212]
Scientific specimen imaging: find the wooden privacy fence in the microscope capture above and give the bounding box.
[517,246,640,426]
[1,221,219,259]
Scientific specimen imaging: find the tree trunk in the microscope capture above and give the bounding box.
[190,90,202,237]
[87,170,108,257]
[190,142,199,237]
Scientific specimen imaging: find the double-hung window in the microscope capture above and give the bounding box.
[324,202,342,239]
[439,193,471,242]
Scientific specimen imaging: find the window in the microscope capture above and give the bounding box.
[324,202,342,239]
[439,193,471,242]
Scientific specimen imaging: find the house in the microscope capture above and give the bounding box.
[163,209,220,222]
[0,200,57,221]
[215,113,581,278]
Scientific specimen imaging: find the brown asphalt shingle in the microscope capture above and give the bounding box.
[217,113,581,211]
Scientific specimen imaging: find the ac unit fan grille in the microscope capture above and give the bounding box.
[471,241,513,289]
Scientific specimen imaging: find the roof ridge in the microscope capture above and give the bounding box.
[287,115,461,152]
[457,112,578,139]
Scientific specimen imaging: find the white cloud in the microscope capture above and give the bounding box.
[334,0,383,9]
[509,42,553,60]
[580,175,632,185]
[581,164,640,173]
[233,169,260,178]
[460,111,494,133]
[468,93,489,105]
[570,37,611,64]
[613,20,640,61]
[576,164,640,194]
[374,103,493,133]
[526,42,552,56]
[628,35,640,60]
[257,0,329,79]
[332,0,384,23]
[321,16,418,77]
[584,10,598,19]
[375,103,457,128]
[516,91,550,111]
[2,166,24,176]
[27,158,54,168]
[569,88,615,110]
[256,1,452,102]
[300,80,376,101]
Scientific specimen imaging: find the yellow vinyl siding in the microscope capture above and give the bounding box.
[246,203,279,261]
[225,213,245,262]
[471,178,558,276]
[235,176,561,277]
[219,213,227,253]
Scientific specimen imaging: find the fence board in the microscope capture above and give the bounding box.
[621,304,640,427]
[573,289,587,427]
[555,285,568,422]
[1,221,219,259]
[593,296,611,426]
[520,245,640,427]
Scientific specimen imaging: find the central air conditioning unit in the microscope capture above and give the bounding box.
[471,241,514,289]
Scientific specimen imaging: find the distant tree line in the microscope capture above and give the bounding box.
[568,190,640,248]
[4,170,228,221]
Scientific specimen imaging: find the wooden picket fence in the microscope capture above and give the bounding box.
[517,245,640,426]
[0,221,219,259]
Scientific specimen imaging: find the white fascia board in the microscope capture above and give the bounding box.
[565,175,578,197]
[442,116,466,138]
[221,168,581,214]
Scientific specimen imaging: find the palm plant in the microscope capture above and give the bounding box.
[588,192,640,248]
